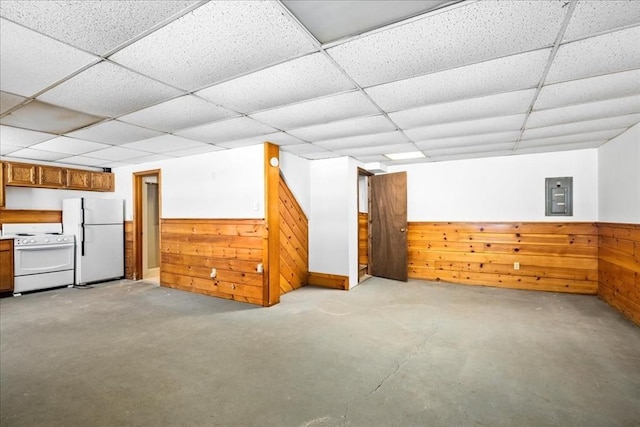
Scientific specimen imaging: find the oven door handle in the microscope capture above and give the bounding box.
[14,243,75,251]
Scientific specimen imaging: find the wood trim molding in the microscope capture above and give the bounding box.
[133,169,162,281]
[0,209,62,225]
[263,142,280,306]
[308,272,349,290]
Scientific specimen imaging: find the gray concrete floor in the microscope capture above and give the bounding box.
[1,278,639,427]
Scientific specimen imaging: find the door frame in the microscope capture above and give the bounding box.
[357,167,373,281]
[133,169,162,281]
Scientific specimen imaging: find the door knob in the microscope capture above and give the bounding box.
[400,228,406,232]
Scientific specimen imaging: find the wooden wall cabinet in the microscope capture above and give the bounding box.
[6,162,38,186]
[0,239,14,294]
[66,169,91,190]
[91,172,114,192]
[2,161,114,192]
[0,162,4,208]
[39,166,67,188]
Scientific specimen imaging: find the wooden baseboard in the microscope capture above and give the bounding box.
[308,272,349,290]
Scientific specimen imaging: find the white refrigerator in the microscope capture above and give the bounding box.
[63,198,124,285]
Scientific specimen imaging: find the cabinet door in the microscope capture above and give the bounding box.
[6,162,38,186]
[0,240,14,293]
[39,165,67,188]
[91,172,114,192]
[67,169,91,190]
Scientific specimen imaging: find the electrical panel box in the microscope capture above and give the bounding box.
[545,177,573,216]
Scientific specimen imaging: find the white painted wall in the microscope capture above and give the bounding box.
[389,149,599,222]
[114,144,264,220]
[279,151,311,217]
[309,156,360,288]
[4,186,118,210]
[598,124,640,224]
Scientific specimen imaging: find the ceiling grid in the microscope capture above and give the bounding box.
[0,0,638,168]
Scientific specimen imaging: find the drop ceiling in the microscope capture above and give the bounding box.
[0,0,638,169]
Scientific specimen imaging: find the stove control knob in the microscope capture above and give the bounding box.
[62,237,68,242]
[44,238,49,243]
[30,239,36,243]
[23,239,28,244]
[57,238,62,242]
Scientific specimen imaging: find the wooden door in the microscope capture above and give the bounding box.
[369,172,408,281]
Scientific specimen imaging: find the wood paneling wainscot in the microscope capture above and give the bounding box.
[124,220,135,280]
[279,175,308,295]
[408,222,598,294]
[598,223,640,325]
[308,272,349,290]
[358,212,369,267]
[160,219,266,305]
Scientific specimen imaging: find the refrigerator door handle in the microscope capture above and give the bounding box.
[81,225,85,256]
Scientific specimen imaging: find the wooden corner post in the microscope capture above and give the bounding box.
[263,143,280,306]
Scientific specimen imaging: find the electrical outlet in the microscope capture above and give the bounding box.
[514,262,520,270]
[210,268,217,278]
[256,263,264,273]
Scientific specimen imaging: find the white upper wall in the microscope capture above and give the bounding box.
[114,144,264,220]
[279,151,311,217]
[389,149,599,222]
[309,156,360,287]
[3,186,118,210]
[598,124,640,224]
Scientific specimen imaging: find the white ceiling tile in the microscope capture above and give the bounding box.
[174,116,277,144]
[429,150,514,163]
[281,143,329,155]
[217,132,305,149]
[406,114,526,141]
[389,89,536,129]
[28,137,110,155]
[366,49,550,112]
[0,99,104,134]
[110,1,316,91]
[0,125,56,147]
[250,91,379,130]
[547,26,640,84]
[288,115,396,142]
[563,1,640,42]
[327,1,565,87]
[415,131,522,150]
[0,19,98,97]
[196,53,354,114]
[164,144,224,157]
[0,1,197,55]
[536,69,640,110]
[0,144,22,156]
[0,91,27,114]
[353,155,389,163]
[124,154,174,164]
[523,114,640,140]
[120,134,208,153]
[118,95,236,132]
[384,156,434,166]
[424,142,516,157]
[99,161,131,168]
[515,141,605,155]
[314,131,408,150]
[66,120,163,144]
[518,128,626,148]
[528,95,640,128]
[57,156,110,167]
[85,146,150,162]
[4,147,68,162]
[334,142,416,157]
[38,62,183,118]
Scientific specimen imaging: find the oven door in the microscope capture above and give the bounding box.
[14,243,75,276]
